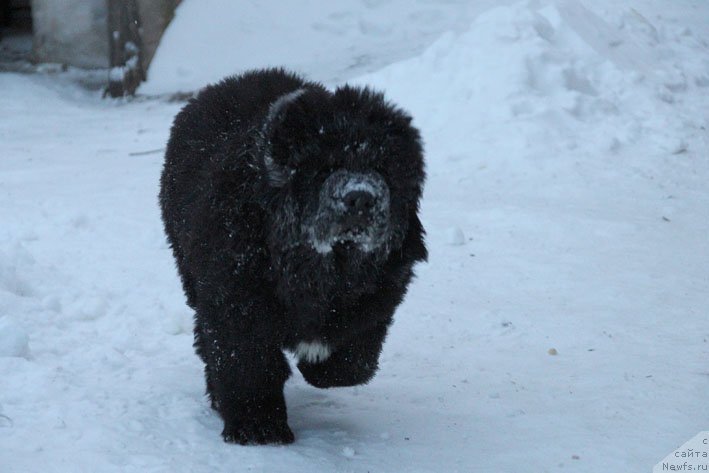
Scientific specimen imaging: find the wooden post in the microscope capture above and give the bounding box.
[106,0,144,97]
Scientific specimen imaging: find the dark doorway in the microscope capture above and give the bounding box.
[0,0,33,68]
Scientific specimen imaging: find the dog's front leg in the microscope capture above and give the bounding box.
[195,301,294,445]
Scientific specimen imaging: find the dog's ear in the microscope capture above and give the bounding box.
[259,88,306,187]
[334,85,425,200]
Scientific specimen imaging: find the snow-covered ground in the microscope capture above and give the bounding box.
[2,1,708,472]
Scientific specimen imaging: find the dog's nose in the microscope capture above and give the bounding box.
[343,190,376,214]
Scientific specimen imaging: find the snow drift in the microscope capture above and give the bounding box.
[139,0,516,95]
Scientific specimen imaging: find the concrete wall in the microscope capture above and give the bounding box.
[136,0,180,70]
[30,0,178,71]
[31,0,108,69]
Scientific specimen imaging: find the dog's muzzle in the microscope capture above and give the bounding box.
[308,170,390,253]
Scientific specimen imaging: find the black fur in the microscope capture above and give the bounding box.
[159,68,427,445]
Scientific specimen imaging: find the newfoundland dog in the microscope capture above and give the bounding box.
[159,68,426,444]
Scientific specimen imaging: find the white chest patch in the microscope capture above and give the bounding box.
[294,341,331,363]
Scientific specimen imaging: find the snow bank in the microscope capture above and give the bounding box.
[139,0,515,95]
[354,1,708,165]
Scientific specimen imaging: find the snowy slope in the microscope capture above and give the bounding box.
[139,0,518,95]
[2,1,708,472]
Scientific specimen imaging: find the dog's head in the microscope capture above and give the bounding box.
[259,85,424,262]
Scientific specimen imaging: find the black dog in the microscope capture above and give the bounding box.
[160,68,426,445]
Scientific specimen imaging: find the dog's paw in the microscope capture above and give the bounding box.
[298,358,376,388]
[222,419,294,445]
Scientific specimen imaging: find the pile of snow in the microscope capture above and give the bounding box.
[140,0,515,95]
[1,1,708,472]
[355,1,707,164]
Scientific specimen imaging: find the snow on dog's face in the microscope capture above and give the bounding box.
[305,169,391,254]
[261,85,424,261]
